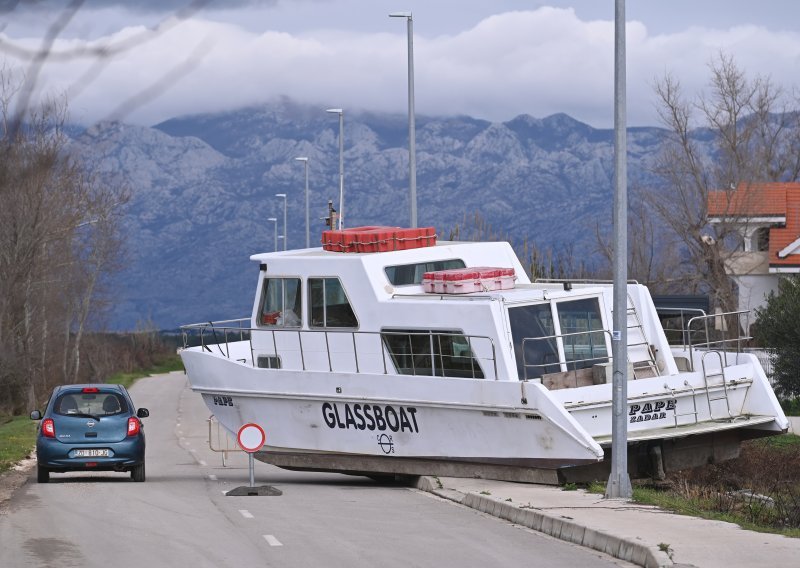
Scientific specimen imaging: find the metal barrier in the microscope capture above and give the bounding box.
[207,415,243,467]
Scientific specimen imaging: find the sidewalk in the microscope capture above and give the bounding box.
[415,475,800,568]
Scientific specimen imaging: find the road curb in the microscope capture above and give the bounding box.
[415,476,674,568]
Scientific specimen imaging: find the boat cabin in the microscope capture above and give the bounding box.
[247,228,674,388]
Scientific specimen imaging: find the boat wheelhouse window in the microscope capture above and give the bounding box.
[259,278,302,327]
[309,278,358,328]
[384,259,465,286]
[509,304,560,380]
[381,329,484,379]
[509,298,609,380]
[556,298,609,371]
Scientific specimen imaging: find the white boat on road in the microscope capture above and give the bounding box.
[180,227,788,484]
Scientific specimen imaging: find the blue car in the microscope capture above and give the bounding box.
[30,384,149,483]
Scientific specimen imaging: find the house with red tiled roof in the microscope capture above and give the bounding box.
[707,182,800,329]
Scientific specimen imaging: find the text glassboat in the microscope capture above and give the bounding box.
[180,227,788,484]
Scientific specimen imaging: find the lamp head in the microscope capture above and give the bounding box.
[326,108,343,115]
[295,157,308,163]
[275,193,287,198]
[389,11,412,18]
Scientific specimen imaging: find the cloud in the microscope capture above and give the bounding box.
[6,6,800,127]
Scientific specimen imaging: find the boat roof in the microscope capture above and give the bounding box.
[251,240,533,284]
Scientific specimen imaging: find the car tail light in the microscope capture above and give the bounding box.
[127,417,141,436]
[42,418,55,438]
[82,387,99,393]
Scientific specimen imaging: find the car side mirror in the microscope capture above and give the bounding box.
[30,410,42,420]
[137,408,150,419]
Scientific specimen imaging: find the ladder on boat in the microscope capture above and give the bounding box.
[624,296,659,379]
[701,351,736,421]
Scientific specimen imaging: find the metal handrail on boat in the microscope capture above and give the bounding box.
[181,317,251,360]
[656,307,753,372]
[181,320,499,380]
[520,329,612,381]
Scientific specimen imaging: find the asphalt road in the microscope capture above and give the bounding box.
[0,372,631,568]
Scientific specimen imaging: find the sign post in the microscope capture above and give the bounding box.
[226,423,281,497]
[237,423,266,488]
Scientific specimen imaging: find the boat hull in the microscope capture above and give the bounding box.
[181,348,605,474]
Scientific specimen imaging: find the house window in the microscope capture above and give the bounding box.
[309,278,358,328]
[259,278,302,327]
[382,329,484,378]
[755,227,770,252]
[385,259,465,286]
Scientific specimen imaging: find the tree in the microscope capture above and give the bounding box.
[0,70,127,414]
[753,277,800,399]
[0,2,206,413]
[649,53,800,313]
[595,200,689,293]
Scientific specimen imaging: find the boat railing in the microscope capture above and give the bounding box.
[181,318,252,360]
[673,310,752,372]
[534,278,640,285]
[181,320,499,380]
[656,307,708,347]
[520,329,612,382]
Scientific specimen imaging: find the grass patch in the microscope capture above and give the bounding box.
[107,354,184,389]
[584,434,800,538]
[0,416,37,474]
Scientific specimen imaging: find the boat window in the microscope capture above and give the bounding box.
[257,355,281,369]
[309,278,358,328]
[381,329,484,379]
[385,259,465,286]
[259,278,302,327]
[557,298,609,371]
[509,304,560,380]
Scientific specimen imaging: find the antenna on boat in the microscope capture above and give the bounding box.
[323,200,338,231]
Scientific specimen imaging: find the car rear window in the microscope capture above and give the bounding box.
[55,391,128,417]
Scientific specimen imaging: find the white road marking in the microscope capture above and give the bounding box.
[199,460,207,466]
[208,474,217,481]
[263,535,282,547]
[189,449,197,453]
[239,510,254,519]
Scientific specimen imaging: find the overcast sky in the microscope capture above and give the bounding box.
[1,1,798,127]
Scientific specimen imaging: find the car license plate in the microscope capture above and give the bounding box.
[74,449,109,458]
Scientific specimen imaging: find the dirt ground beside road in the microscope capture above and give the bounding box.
[0,458,35,513]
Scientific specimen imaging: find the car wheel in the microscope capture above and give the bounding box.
[37,465,49,483]
[131,461,145,482]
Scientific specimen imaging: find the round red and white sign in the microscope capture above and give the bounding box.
[237,423,266,453]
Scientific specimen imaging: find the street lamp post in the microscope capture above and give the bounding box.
[275,193,287,251]
[606,0,632,500]
[389,11,417,227]
[267,217,278,252]
[326,108,344,230]
[295,157,310,248]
